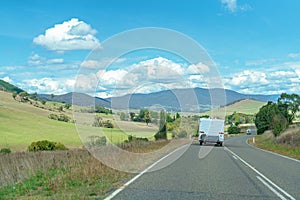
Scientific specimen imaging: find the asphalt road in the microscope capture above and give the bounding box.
[107,136,300,200]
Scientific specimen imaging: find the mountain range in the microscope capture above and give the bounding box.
[38,88,278,112]
[0,79,279,112]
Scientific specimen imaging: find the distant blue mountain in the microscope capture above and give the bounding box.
[107,87,279,112]
[37,87,279,112]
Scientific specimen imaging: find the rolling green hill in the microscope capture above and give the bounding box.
[0,91,158,151]
[0,91,82,151]
[203,99,266,118]
[0,79,24,94]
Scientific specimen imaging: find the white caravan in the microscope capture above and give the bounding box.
[198,118,225,146]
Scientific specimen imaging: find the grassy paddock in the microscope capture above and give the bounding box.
[204,99,265,118]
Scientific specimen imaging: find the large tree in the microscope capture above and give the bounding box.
[255,101,288,136]
[144,110,151,125]
[277,93,300,124]
[154,110,167,140]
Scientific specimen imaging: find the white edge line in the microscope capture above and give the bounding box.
[104,144,189,200]
[224,147,296,200]
[256,176,287,200]
[232,155,238,160]
[246,137,300,164]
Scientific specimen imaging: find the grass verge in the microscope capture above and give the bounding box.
[248,135,300,161]
[0,149,132,199]
[0,138,184,199]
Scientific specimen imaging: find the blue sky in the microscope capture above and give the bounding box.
[1,0,300,97]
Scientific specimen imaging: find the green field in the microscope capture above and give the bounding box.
[0,91,158,151]
[203,99,266,118]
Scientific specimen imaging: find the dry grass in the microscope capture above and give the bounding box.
[118,140,170,153]
[0,139,189,199]
[248,128,300,160]
[0,149,132,199]
[276,125,300,146]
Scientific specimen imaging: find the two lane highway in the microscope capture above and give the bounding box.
[107,136,300,200]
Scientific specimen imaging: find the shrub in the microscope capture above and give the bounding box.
[128,135,149,142]
[28,140,68,152]
[48,114,70,122]
[58,114,70,122]
[87,136,107,147]
[228,125,240,134]
[103,120,114,128]
[64,104,71,109]
[92,115,103,127]
[95,136,107,146]
[176,130,187,138]
[0,148,11,154]
[48,113,59,120]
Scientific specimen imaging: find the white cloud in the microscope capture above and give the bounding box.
[245,58,276,66]
[131,57,185,81]
[221,0,237,12]
[2,76,14,84]
[28,54,43,65]
[47,58,64,64]
[28,54,64,66]
[224,68,300,94]
[220,0,251,13]
[288,52,300,59]
[80,58,126,69]
[187,62,210,74]
[33,18,100,51]
[96,69,127,86]
[21,77,75,94]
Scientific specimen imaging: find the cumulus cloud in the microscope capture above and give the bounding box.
[75,57,218,97]
[21,77,75,94]
[131,57,185,81]
[187,62,210,74]
[224,68,300,94]
[33,18,100,51]
[96,69,127,86]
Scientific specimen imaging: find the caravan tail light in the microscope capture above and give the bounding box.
[219,132,224,134]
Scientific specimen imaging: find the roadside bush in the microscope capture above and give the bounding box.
[176,130,187,138]
[28,140,68,152]
[276,127,300,146]
[0,148,11,154]
[228,125,240,134]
